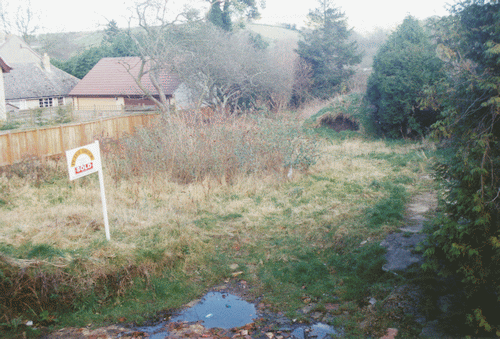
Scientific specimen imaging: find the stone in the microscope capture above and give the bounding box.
[325,303,340,311]
[380,328,398,339]
[419,320,449,338]
[311,312,323,321]
[301,303,316,314]
[380,233,427,271]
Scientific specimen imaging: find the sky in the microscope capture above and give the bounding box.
[4,0,452,35]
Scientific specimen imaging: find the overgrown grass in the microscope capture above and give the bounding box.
[0,108,438,338]
[103,113,318,184]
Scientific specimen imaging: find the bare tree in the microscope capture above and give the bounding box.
[291,58,313,107]
[124,0,199,114]
[125,0,292,115]
[0,0,40,42]
[15,1,39,42]
[175,22,293,114]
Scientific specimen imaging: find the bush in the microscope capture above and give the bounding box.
[422,1,500,335]
[365,16,443,138]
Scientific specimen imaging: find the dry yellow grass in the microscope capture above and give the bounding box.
[1,137,429,261]
[0,105,438,301]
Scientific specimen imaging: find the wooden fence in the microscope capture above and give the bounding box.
[6,105,157,127]
[0,113,160,167]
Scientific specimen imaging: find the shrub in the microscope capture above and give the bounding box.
[365,16,443,138]
[422,1,500,335]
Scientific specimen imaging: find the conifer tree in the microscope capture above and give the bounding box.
[365,16,442,138]
[295,0,361,101]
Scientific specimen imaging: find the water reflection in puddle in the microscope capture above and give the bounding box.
[136,292,339,338]
[171,291,257,329]
[137,292,257,338]
[291,322,339,338]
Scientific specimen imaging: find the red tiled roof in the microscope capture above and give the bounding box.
[69,57,180,97]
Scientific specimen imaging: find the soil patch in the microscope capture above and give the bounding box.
[320,114,359,132]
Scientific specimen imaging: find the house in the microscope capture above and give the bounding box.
[0,33,79,113]
[0,57,12,120]
[69,57,181,111]
[0,33,41,65]
[4,58,79,112]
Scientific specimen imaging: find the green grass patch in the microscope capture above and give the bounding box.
[27,244,65,259]
[366,183,408,228]
[259,242,392,314]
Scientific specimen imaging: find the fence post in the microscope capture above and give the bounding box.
[80,122,86,147]
[59,125,64,155]
[128,115,134,135]
[6,131,12,165]
[35,128,41,158]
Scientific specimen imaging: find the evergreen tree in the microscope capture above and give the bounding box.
[54,21,138,79]
[295,0,361,101]
[206,0,260,31]
[103,20,120,44]
[207,1,227,30]
[365,16,443,138]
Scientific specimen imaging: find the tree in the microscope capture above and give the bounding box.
[53,21,138,79]
[0,0,40,42]
[103,20,121,44]
[174,22,291,113]
[124,0,196,114]
[422,1,500,335]
[206,0,261,31]
[295,0,361,101]
[365,16,443,138]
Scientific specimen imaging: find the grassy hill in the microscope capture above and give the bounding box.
[33,23,299,61]
[246,23,300,41]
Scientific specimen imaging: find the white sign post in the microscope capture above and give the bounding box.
[66,140,110,241]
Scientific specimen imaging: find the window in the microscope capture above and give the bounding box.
[39,98,53,107]
[57,97,64,106]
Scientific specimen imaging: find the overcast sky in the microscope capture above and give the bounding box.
[6,0,452,34]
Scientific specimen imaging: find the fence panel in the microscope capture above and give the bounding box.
[0,113,159,167]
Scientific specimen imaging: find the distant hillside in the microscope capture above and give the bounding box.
[31,23,384,69]
[246,23,300,42]
[32,23,300,61]
[32,31,105,61]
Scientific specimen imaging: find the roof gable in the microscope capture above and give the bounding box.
[4,63,79,100]
[0,35,41,65]
[69,57,180,97]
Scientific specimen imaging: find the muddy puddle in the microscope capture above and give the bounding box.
[170,291,258,328]
[135,291,340,338]
[136,292,257,338]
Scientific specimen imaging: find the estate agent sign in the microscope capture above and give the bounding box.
[66,141,111,240]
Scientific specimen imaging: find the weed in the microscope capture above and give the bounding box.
[328,243,389,302]
[220,213,243,221]
[103,114,319,184]
[27,244,64,259]
[194,217,218,230]
[0,121,20,131]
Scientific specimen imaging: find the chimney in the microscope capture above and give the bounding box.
[43,53,51,72]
